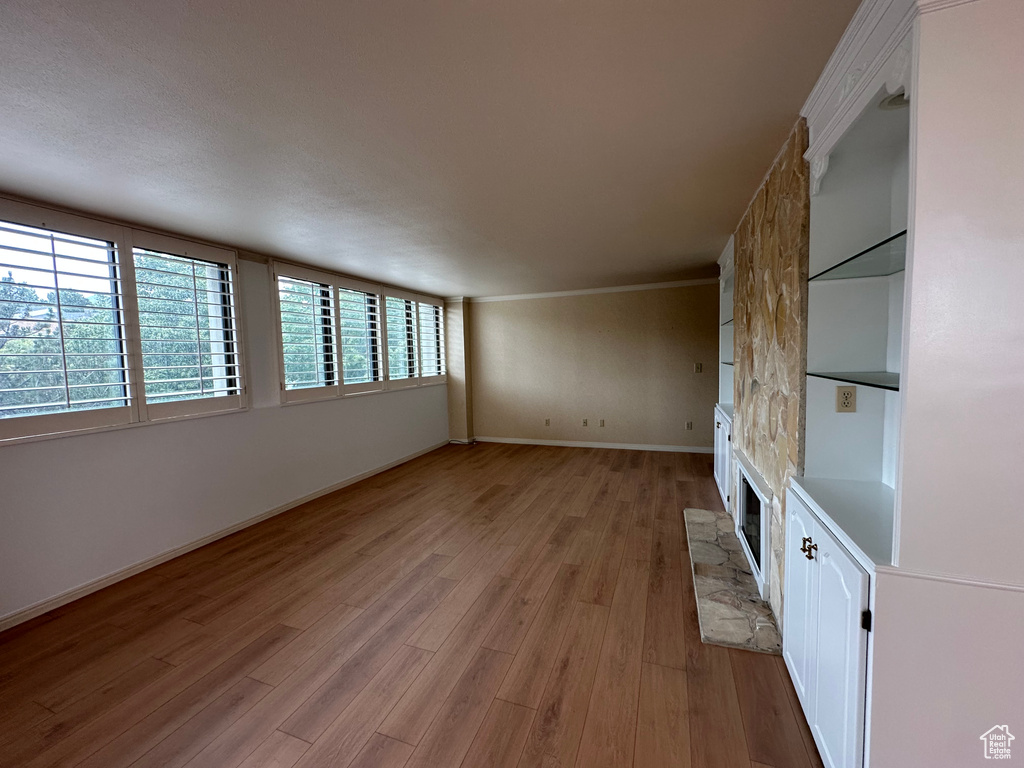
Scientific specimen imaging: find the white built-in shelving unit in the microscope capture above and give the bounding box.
[785,2,1023,766]
[798,95,910,569]
[714,239,735,512]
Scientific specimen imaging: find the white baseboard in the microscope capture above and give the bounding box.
[0,440,449,632]
[473,436,713,454]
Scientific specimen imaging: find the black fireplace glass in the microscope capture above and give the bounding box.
[741,476,761,571]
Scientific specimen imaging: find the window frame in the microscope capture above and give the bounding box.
[382,291,420,390]
[335,275,386,395]
[382,289,448,388]
[128,229,245,421]
[272,262,341,404]
[271,262,445,405]
[0,198,248,444]
[416,300,447,385]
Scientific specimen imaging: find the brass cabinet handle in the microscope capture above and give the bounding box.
[800,537,818,560]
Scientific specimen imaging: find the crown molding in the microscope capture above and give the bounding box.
[469,278,718,304]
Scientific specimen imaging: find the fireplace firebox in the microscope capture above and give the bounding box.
[740,475,762,571]
[733,449,773,601]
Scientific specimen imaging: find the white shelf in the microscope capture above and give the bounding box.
[789,476,895,569]
[716,403,734,420]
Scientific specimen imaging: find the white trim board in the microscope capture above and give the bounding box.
[874,565,1024,594]
[474,436,713,453]
[0,440,449,632]
[467,278,717,304]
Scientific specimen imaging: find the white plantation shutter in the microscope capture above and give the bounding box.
[417,301,445,379]
[133,248,241,407]
[385,296,418,383]
[272,263,445,403]
[337,287,383,392]
[0,200,249,441]
[0,218,131,437]
[275,269,339,403]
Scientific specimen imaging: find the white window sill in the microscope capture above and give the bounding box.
[278,378,448,407]
[0,403,251,449]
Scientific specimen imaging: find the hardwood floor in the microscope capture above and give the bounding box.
[0,443,823,768]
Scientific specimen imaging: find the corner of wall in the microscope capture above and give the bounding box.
[444,298,474,441]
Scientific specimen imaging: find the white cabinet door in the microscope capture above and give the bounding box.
[811,524,869,768]
[723,420,733,513]
[783,489,871,768]
[783,494,819,712]
[713,410,726,503]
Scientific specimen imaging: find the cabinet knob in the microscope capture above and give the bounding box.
[800,536,811,554]
[716,421,721,428]
[805,542,818,561]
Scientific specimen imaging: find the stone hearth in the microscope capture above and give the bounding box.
[684,508,781,655]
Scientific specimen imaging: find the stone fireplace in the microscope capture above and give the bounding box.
[732,119,809,624]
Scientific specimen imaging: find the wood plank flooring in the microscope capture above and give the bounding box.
[0,443,823,768]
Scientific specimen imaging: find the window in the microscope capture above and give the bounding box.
[133,241,241,417]
[272,262,445,402]
[0,199,246,442]
[0,218,130,432]
[272,264,385,401]
[277,275,337,394]
[337,287,382,389]
[385,296,418,383]
[417,301,446,379]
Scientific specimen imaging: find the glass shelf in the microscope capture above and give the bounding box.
[721,318,734,327]
[810,230,907,282]
[807,371,899,391]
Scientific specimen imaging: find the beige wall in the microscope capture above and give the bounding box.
[468,284,719,448]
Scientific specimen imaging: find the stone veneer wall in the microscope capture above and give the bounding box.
[733,120,809,624]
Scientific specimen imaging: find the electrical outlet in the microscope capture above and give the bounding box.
[582,419,588,427]
[545,418,550,427]
[685,421,693,431]
[836,386,857,413]
[694,362,703,373]
[599,419,605,427]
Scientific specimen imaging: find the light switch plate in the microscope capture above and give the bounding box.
[836,385,857,413]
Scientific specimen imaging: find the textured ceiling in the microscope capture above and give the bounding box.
[0,0,857,297]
